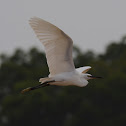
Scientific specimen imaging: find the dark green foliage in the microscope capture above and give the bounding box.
[0,36,126,126]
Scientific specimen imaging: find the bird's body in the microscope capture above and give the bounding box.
[21,17,102,93]
[40,69,88,87]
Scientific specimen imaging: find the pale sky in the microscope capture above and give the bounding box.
[0,0,126,54]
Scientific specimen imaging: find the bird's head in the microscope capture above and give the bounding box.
[82,73,102,80]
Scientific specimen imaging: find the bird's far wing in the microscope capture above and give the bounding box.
[29,17,75,76]
[76,66,91,74]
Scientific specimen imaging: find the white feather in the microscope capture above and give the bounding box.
[29,17,75,76]
[29,17,95,87]
[76,66,91,73]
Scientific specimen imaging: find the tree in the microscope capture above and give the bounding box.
[0,36,126,126]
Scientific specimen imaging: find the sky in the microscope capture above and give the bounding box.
[0,0,126,55]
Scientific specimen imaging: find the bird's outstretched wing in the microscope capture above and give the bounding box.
[29,17,75,76]
[76,66,91,74]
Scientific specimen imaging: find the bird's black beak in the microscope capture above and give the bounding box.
[89,76,103,79]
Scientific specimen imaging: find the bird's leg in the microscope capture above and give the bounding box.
[21,80,55,93]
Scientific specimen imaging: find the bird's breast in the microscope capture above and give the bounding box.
[49,71,86,87]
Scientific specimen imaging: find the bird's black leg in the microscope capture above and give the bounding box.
[30,83,50,90]
[21,80,55,93]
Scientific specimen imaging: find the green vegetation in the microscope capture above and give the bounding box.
[0,36,126,126]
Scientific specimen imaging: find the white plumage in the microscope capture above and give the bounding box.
[29,17,74,76]
[28,17,100,88]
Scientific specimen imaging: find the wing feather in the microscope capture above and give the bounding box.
[29,17,75,76]
[76,66,91,73]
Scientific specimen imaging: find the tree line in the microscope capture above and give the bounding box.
[0,36,126,126]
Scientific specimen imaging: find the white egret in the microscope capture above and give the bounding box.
[21,17,102,93]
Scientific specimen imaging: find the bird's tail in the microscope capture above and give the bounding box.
[39,77,53,83]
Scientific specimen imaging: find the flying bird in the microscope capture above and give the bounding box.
[21,17,102,93]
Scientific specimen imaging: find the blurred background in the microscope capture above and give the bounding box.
[0,0,126,126]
